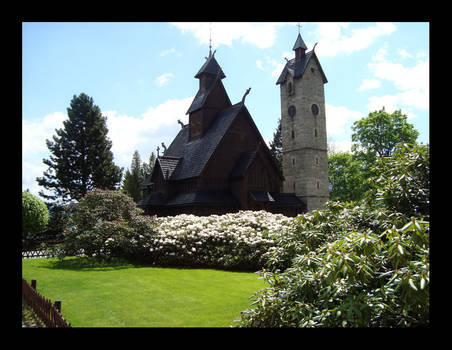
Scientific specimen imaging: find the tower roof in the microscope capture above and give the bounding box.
[275,50,327,85]
[194,53,225,79]
[292,33,308,51]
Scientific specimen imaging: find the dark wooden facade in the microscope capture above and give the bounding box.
[138,52,305,217]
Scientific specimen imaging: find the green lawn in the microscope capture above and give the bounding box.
[22,257,267,327]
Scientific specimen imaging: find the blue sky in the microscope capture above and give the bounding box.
[22,22,429,197]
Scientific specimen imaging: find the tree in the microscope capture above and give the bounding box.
[22,191,49,239]
[327,109,420,202]
[367,143,430,219]
[37,93,123,203]
[269,118,282,172]
[122,150,143,202]
[351,108,419,160]
[141,151,156,180]
[328,152,369,202]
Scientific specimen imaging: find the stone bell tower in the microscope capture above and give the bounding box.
[276,30,329,211]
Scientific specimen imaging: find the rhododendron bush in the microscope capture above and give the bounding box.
[57,189,293,269]
[147,211,293,269]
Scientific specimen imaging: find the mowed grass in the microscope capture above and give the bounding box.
[22,257,267,327]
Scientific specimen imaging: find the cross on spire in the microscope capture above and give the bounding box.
[296,22,302,34]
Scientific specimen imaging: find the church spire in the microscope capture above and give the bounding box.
[293,25,308,60]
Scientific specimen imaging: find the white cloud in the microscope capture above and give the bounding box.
[255,52,291,78]
[358,79,381,91]
[155,73,175,87]
[328,140,353,153]
[256,60,263,70]
[105,96,193,166]
[171,22,284,49]
[22,112,67,156]
[326,104,364,137]
[367,53,429,112]
[22,161,47,195]
[311,22,396,57]
[398,48,413,59]
[370,58,428,94]
[160,48,181,57]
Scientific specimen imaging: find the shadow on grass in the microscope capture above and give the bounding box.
[40,256,135,272]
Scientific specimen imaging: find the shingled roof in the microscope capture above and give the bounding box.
[275,50,327,85]
[164,102,244,180]
[194,54,225,79]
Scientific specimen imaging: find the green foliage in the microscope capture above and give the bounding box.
[328,152,368,202]
[328,109,420,202]
[236,203,429,327]
[351,108,419,159]
[122,150,143,202]
[44,203,72,239]
[60,189,156,260]
[367,143,430,219]
[37,93,123,203]
[236,145,430,327]
[269,118,283,173]
[22,191,49,238]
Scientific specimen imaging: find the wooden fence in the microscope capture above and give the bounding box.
[22,278,72,328]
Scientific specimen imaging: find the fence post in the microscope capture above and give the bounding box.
[31,279,37,290]
[54,300,61,313]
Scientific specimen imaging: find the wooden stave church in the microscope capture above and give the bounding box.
[137,50,305,217]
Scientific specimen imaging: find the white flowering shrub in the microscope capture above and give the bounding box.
[143,211,293,270]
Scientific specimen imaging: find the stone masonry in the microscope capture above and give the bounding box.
[279,45,329,212]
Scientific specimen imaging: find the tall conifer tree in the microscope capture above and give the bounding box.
[269,118,282,172]
[37,93,123,203]
[122,150,143,202]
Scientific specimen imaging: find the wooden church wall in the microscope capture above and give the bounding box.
[200,110,259,190]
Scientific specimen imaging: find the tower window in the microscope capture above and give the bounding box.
[317,181,320,190]
[311,67,315,74]
[314,128,318,137]
[288,82,293,95]
[292,158,295,167]
[291,130,295,139]
[311,104,319,115]
[315,157,319,165]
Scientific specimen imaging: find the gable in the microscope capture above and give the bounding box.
[276,50,327,85]
[202,105,283,182]
[165,103,243,180]
[187,71,231,115]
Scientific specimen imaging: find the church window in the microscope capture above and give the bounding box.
[292,158,295,167]
[314,128,318,137]
[293,182,296,191]
[311,67,315,74]
[291,129,295,139]
[315,157,319,165]
[317,181,320,190]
